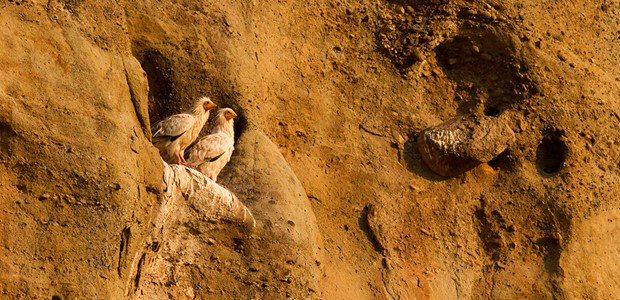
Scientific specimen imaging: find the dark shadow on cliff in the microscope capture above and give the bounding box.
[358,203,385,254]
[435,25,537,115]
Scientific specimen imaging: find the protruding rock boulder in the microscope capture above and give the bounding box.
[417,114,515,177]
[222,128,325,299]
[129,162,256,299]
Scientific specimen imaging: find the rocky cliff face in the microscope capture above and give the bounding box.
[1,0,620,299]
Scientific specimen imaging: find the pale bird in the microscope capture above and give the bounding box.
[151,97,218,165]
[186,108,237,181]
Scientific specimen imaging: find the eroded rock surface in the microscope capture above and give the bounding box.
[220,128,325,299]
[417,114,516,177]
[0,4,161,298]
[130,163,254,299]
[2,0,620,299]
[127,128,323,299]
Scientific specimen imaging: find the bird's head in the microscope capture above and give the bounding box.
[191,97,218,115]
[200,97,218,111]
[222,108,237,121]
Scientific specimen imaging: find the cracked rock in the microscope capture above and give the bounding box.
[417,114,515,177]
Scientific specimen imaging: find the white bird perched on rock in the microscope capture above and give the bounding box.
[151,97,218,166]
[186,108,237,181]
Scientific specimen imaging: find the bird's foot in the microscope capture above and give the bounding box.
[176,154,192,168]
[178,161,197,169]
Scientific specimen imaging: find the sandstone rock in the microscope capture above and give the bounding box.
[222,128,324,299]
[129,162,255,298]
[131,128,323,299]
[417,114,515,177]
[3,0,620,299]
[159,163,256,229]
[0,5,162,299]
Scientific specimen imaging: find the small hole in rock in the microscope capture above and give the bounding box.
[536,132,568,175]
[484,106,500,117]
[52,296,62,300]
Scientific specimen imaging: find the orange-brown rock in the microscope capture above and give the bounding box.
[2,0,620,299]
[417,114,516,177]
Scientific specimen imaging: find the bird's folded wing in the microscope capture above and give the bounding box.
[151,114,195,139]
[187,133,233,163]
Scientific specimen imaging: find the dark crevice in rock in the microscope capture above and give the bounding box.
[484,106,500,117]
[118,226,132,277]
[359,203,385,253]
[435,25,536,113]
[536,129,568,176]
[132,253,147,292]
[231,107,248,143]
[487,149,511,170]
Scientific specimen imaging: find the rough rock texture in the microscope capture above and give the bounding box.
[221,127,324,299]
[0,3,161,298]
[2,0,620,299]
[132,163,254,299]
[417,114,516,177]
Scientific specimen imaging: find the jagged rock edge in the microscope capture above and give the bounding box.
[160,161,256,229]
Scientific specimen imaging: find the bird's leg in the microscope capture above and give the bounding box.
[177,153,189,166]
[177,152,196,168]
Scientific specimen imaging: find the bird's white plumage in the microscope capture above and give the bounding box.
[151,97,217,165]
[152,114,195,139]
[186,108,236,181]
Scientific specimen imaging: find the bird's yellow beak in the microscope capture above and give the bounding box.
[230,110,238,118]
[205,101,218,110]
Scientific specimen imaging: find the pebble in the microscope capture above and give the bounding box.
[412,48,425,62]
[557,52,568,62]
[464,9,478,16]
[39,193,51,201]
[480,11,494,19]
[480,52,493,61]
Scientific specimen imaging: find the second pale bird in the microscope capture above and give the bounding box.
[186,108,237,181]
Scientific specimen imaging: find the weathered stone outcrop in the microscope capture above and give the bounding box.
[0,4,161,299]
[221,128,325,299]
[128,128,323,299]
[129,162,255,298]
[2,0,620,299]
[417,114,515,177]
